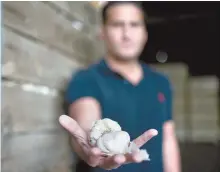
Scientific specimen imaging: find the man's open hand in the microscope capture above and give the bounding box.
[59,115,158,170]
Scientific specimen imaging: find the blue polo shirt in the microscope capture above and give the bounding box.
[65,59,173,172]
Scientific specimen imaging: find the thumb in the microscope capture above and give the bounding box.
[59,115,87,140]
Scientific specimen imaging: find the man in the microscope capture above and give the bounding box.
[59,1,181,172]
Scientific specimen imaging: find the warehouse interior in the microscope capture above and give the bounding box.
[2,1,220,172]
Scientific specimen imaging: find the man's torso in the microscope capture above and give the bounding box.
[66,59,172,172]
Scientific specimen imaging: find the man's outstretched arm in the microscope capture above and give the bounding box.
[162,76,181,172]
[163,121,181,172]
[60,71,158,170]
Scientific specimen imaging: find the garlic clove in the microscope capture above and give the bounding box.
[92,120,106,131]
[97,136,110,154]
[102,118,122,132]
[102,131,130,154]
[89,130,102,146]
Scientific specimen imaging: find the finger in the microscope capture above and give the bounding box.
[59,115,87,141]
[99,154,126,170]
[90,147,102,156]
[124,152,143,164]
[59,115,90,155]
[87,147,103,167]
[114,155,126,165]
[133,129,158,148]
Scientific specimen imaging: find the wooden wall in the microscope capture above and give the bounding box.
[2,2,103,172]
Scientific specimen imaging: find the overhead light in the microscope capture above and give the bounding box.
[156,50,168,63]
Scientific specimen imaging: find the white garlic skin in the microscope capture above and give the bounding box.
[89,118,122,146]
[97,131,130,155]
[89,118,130,155]
[89,118,150,161]
[102,118,122,131]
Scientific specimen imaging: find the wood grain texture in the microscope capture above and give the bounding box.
[2,80,64,133]
[3,28,82,89]
[2,132,72,172]
[2,2,100,172]
[191,130,220,143]
[190,97,219,115]
[151,63,189,79]
[191,118,219,130]
[188,76,219,97]
[3,1,98,63]
[50,1,98,25]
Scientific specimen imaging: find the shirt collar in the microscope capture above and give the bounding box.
[98,58,151,77]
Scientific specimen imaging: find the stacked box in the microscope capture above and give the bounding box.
[188,76,220,143]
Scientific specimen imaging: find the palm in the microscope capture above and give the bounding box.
[59,115,158,170]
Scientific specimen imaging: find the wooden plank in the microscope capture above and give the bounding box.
[151,63,189,79]
[171,82,187,98]
[50,1,88,21]
[2,133,72,172]
[190,98,219,115]
[1,106,13,160]
[191,130,220,143]
[174,119,185,131]
[2,80,64,133]
[191,97,219,105]
[176,130,186,142]
[50,1,98,26]
[191,113,219,121]
[172,114,186,141]
[189,76,219,97]
[173,112,185,122]
[173,98,186,114]
[3,1,97,62]
[50,1,95,23]
[3,28,82,89]
[191,118,219,129]
[171,112,188,141]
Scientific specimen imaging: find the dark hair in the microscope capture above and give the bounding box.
[101,1,147,24]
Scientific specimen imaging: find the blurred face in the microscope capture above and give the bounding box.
[102,3,148,61]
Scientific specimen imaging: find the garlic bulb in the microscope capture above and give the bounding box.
[97,131,130,155]
[89,118,150,161]
[89,118,122,146]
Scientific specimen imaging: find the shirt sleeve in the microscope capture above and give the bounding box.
[64,70,101,105]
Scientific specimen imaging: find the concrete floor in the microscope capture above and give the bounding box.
[180,142,220,172]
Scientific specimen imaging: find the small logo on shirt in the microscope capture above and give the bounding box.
[158,92,165,103]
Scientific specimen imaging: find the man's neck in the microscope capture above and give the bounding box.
[104,56,143,85]
[105,56,138,72]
